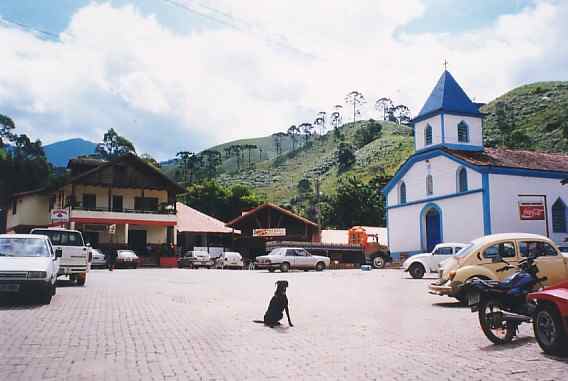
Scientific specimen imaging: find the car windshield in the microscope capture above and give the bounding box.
[33,230,84,247]
[0,238,50,257]
[455,244,474,257]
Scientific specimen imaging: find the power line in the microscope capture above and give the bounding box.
[159,0,316,59]
[0,17,59,41]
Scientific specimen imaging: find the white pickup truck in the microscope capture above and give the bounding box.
[31,228,91,286]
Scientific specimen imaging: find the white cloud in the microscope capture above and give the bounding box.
[0,1,567,160]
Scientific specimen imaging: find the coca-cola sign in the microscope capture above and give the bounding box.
[519,203,545,220]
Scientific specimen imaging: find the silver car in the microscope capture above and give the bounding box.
[255,248,330,273]
[90,249,106,268]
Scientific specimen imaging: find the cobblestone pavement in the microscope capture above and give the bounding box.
[0,268,567,380]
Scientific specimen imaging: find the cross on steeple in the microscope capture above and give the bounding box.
[443,59,448,71]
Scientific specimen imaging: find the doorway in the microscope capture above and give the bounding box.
[422,204,442,252]
[128,230,147,253]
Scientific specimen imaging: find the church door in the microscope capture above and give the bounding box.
[425,208,442,252]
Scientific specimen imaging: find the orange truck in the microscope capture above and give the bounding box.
[348,227,391,268]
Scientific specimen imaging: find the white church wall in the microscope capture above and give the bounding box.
[386,155,482,207]
[414,115,442,150]
[443,114,483,147]
[489,174,568,243]
[388,192,484,255]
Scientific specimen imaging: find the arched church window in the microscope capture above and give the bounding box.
[425,125,433,146]
[399,182,407,204]
[426,175,433,195]
[457,167,468,193]
[458,121,469,143]
[552,198,567,233]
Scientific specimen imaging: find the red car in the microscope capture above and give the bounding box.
[115,250,140,269]
[528,280,568,356]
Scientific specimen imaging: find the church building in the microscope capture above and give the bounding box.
[384,70,568,259]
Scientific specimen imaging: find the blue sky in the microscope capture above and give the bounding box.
[0,1,566,159]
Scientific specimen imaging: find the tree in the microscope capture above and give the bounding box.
[392,104,412,125]
[243,144,258,168]
[354,120,383,148]
[299,123,314,146]
[176,151,194,186]
[375,98,393,121]
[297,178,313,194]
[272,132,287,156]
[225,145,243,171]
[314,111,327,135]
[336,142,356,172]
[95,128,136,160]
[200,150,222,179]
[287,125,300,150]
[330,105,343,141]
[345,91,366,123]
[140,153,160,168]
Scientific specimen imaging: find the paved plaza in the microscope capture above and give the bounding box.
[0,268,566,380]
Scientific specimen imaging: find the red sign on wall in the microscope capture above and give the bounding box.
[519,203,545,220]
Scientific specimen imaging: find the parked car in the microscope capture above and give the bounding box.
[31,228,90,286]
[215,251,244,269]
[115,250,140,269]
[177,250,213,269]
[255,247,331,272]
[557,244,568,258]
[0,234,61,304]
[529,280,568,357]
[430,233,568,302]
[90,249,106,268]
[402,242,466,279]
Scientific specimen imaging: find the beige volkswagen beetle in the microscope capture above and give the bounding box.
[430,233,568,302]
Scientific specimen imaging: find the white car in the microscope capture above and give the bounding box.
[402,243,466,279]
[255,247,331,273]
[31,228,90,286]
[0,234,61,304]
[215,251,244,269]
[90,249,106,268]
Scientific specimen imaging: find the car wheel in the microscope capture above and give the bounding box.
[268,268,275,273]
[409,263,426,279]
[280,262,290,273]
[372,256,386,269]
[315,262,325,272]
[533,303,568,356]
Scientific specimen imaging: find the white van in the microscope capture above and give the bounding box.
[215,251,244,269]
[31,228,90,286]
[0,234,61,304]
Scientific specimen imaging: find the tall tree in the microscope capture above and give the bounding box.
[95,128,136,160]
[314,111,327,135]
[299,123,314,146]
[392,104,412,125]
[345,91,366,123]
[200,150,222,179]
[375,97,394,121]
[287,125,300,150]
[272,132,287,156]
[243,144,257,168]
[336,142,356,172]
[330,105,343,141]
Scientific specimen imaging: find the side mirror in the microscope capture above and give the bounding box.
[55,248,63,258]
[86,243,91,247]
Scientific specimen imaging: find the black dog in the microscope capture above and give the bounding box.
[254,280,293,328]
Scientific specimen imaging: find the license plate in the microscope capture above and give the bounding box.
[0,284,20,292]
[468,293,480,307]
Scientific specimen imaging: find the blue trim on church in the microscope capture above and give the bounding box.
[415,143,484,153]
[387,188,483,210]
[440,113,445,144]
[482,173,492,235]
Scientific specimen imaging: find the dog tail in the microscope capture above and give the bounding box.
[252,320,265,324]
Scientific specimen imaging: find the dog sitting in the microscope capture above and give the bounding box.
[254,280,294,328]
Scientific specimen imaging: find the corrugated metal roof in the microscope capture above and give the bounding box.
[176,202,239,234]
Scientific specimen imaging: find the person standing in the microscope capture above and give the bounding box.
[106,250,117,271]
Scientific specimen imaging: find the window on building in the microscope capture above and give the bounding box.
[424,124,433,146]
[112,195,123,212]
[552,198,567,233]
[426,175,433,195]
[134,197,159,211]
[82,194,97,210]
[457,167,468,193]
[399,182,407,204]
[457,121,469,143]
[11,199,17,215]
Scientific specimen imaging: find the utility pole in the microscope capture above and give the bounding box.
[315,177,322,228]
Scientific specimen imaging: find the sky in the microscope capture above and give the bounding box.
[0,0,566,160]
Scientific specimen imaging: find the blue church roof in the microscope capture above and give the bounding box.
[413,70,483,123]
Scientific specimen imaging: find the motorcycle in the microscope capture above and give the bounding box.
[528,280,568,356]
[464,254,547,344]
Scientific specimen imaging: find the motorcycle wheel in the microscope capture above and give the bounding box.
[533,304,568,357]
[478,299,516,345]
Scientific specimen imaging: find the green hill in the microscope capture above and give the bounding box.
[482,81,568,152]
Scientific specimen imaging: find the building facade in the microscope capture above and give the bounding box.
[384,70,568,259]
[6,154,185,262]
